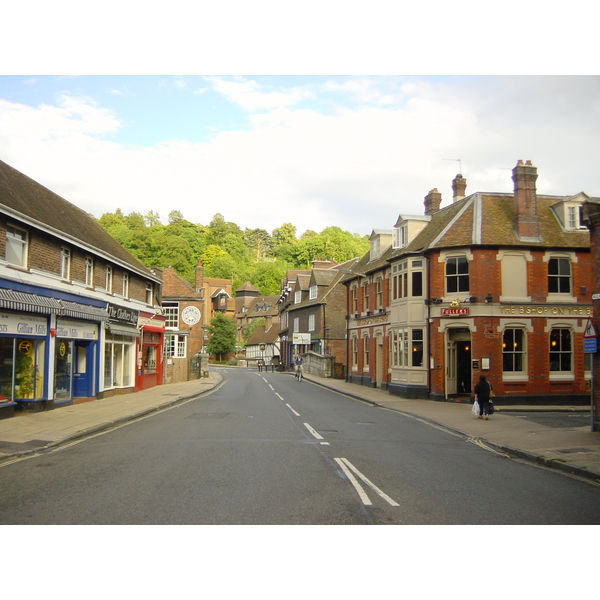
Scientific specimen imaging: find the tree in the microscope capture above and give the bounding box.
[207,312,237,361]
[144,210,161,226]
[244,228,271,261]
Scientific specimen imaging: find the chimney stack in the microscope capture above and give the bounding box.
[452,174,467,202]
[195,258,204,289]
[512,159,540,240]
[424,188,442,216]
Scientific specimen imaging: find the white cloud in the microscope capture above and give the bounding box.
[1,76,599,240]
[206,76,311,111]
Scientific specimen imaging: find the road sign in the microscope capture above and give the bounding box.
[585,337,597,353]
[584,319,597,338]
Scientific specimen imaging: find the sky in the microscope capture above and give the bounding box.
[0,2,598,239]
[2,73,598,238]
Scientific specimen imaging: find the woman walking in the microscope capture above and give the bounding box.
[474,375,493,419]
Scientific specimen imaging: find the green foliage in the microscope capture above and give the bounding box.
[97,209,368,291]
[207,312,237,360]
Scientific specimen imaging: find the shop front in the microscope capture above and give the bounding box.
[102,303,140,398]
[136,313,165,391]
[53,318,99,406]
[0,311,48,416]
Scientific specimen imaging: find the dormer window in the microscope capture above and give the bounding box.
[295,290,302,304]
[393,224,407,249]
[553,196,588,231]
[370,237,381,260]
[309,284,318,300]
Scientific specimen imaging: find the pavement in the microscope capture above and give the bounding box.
[1,368,599,485]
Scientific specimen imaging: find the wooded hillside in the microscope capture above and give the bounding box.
[97,209,369,296]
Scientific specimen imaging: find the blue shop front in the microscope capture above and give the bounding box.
[0,288,108,418]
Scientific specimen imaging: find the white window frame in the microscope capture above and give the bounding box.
[146,282,154,305]
[105,265,113,293]
[60,246,71,280]
[308,314,315,331]
[445,255,470,294]
[295,290,302,304]
[122,272,129,298]
[549,326,573,378]
[165,333,187,358]
[163,302,179,329]
[363,334,370,368]
[309,285,318,300]
[85,256,94,287]
[6,224,28,268]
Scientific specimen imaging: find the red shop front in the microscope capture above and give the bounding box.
[136,312,166,391]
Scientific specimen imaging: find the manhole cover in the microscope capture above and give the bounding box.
[556,447,592,454]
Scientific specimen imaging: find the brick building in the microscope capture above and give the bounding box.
[344,231,393,388]
[161,259,234,381]
[279,259,358,377]
[344,160,594,406]
[0,159,165,419]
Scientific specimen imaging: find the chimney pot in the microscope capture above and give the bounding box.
[452,173,467,203]
[424,188,442,216]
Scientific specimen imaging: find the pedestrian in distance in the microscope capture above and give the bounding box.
[294,355,304,381]
[257,359,264,372]
[474,374,494,419]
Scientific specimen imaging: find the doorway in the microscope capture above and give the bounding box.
[73,341,95,399]
[446,328,472,397]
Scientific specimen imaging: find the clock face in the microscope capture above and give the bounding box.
[181,305,201,325]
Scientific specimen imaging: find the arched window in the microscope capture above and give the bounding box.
[549,328,571,372]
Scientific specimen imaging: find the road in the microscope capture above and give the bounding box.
[1,367,599,524]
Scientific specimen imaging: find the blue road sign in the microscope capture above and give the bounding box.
[585,337,597,353]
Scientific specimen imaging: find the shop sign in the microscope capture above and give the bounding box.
[500,304,592,316]
[293,333,311,344]
[0,312,47,336]
[107,302,139,325]
[441,307,469,316]
[56,318,98,340]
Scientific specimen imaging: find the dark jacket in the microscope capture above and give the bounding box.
[474,380,492,402]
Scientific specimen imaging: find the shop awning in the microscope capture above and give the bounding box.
[0,289,109,321]
[60,300,109,321]
[0,289,63,314]
[106,323,141,338]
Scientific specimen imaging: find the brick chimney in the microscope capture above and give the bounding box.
[195,258,204,290]
[424,188,442,216]
[512,159,540,240]
[312,259,337,269]
[452,174,467,202]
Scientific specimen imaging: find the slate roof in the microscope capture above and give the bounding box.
[246,324,279,346]
[342,244,394,283]
[391,191,591,260]
[237,295,280,318]
[162,268,199,299]
[0,159,159,282]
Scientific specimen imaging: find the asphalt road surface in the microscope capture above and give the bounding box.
[1,367,599,524]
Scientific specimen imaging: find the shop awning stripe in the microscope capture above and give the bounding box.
[0,289,109,321]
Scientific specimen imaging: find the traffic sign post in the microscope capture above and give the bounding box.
[584,318,597,432]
